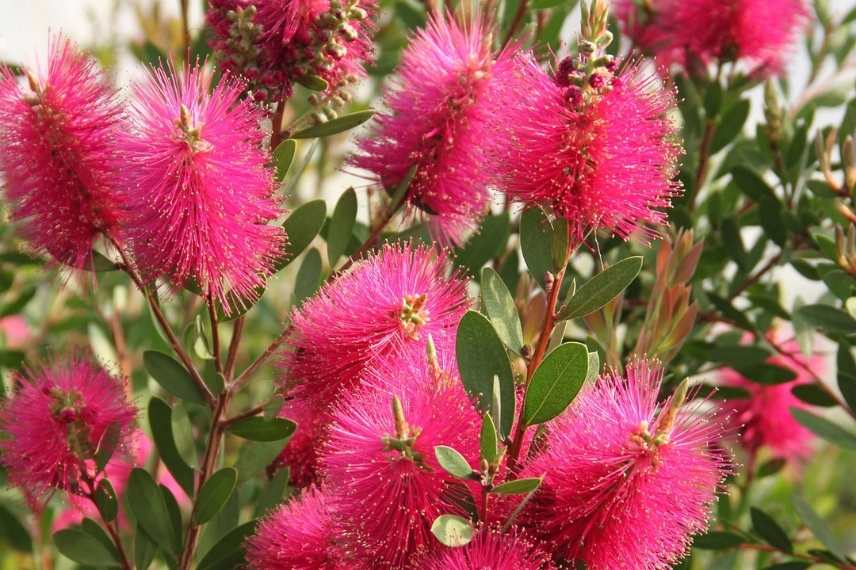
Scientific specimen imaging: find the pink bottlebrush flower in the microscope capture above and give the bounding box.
[350,15,515,244]
[245,486,342,569]
[0,36,123,268]
[120,65,285,311]
[521,361,728,569]
[496,56,682,242]
[321,355,481,568]
[617,0,808,73]
[207,0,375,103]
[719,333,824,459]
[414,529,554,570]
[276,244,468,486]
[0,358,136,501]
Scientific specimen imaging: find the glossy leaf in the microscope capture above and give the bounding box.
[492,476,542,495]
[523,342,588,425]
[291,110,374,139]
[557,257,643,320]
[293,248,323,303]
[54,526,119,567]
[481,266,524,353]
[750,507,792,553]
[795,304,856,335]
[149,397,196,497]
[790,408,856,449]
[127,468,177,553]
[197,520,258,570]
[480,413,499,466]
[693,531,744,549]
[193,468,238,525]
[520,208,557,288]
[226,417,296,442]
[430,514,474,547]
[327,188,358,266]
[273,139,297,181]
[275,200,327,270]
[454,213,510,274]
[793,495,847,559]
[434,446,473,479]
[143,350,206,405]
[94,479,118,522]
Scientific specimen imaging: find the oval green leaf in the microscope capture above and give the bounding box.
[750,507,792,553]
[327,188,358,266]
[273,139,297,181]
[149,397,196,497]
[293,248,323,304]
[227,417,297,442]
[430,514,474,547]
[54,526,119,567]
[434,445,473,479]
[481,266,524,353]
[197,520,258,570]
[94,479,118,522]
[276,200,327,270]
[456,311,515,438]
[492,476,542,495]
[193,468,238,525]
[127,468,177,553]
[519,208,556,288]
[143,350,206,405]
[523,342,588,425]
[557,256,643,320]
[480,413,499,466]
[291,110,374,139]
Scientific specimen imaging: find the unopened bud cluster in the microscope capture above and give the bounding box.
[555,0,616,108]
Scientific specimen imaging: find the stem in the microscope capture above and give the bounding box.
[178,394,229,569]
[207,299,223,375]
[689,119,716,212]
[224,316,245,380]
[270,98,287,151]
[230,324,292,394]
[479,484,490,523]
[108,236,216,407]
[502,0,529,50]
[103,519,132,570]
[729,252,783,300]
[223,399,273,427]
[507,263,568,471]
[179,0,191,60]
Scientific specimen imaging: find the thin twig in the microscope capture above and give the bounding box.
[502,0,529,50]
[224,316,245,380]
[179,0,191,60]
[230,325,291,393]
[207,299,223,376]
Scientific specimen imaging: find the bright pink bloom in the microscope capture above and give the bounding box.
[207,0,375,103]
[351,15,516,244]
[0,359,136,501]
[414,529,554,570]
[0,36,123,268]
[321,356,480,567]
[245,486,342,569]
[719,334,824,459]
[522,361,727,569]
[617,0,808,73]
[120,66,285,311]
[276,244,468,485]
[496,56,681,242]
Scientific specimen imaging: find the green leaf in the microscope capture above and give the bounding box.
[586,351,600,383]
[161,484,183,551]
[757,458,787,478]
[273,139,297,181]
[430,514,474,547]
[134,523,157,570]
[480,413,499,466]
[795,304,856,335]
[731,166,777,202]
[197,520,258,570]
[193,468,238,525]
[327,188,358,266]
[523,342,588,425]
[751,508,792,553]
[434,446,474,479]
[54,526,119,567]
[733,363,796,385]
[127,468,177,553]
[253,468,291,518]
[492,476,542,495]
[758,197,787,246]
[456,311,515,437]
[94,479,118,522]
[293,248,322,303]
[481,267,524,353]
[520,208,559,288]
[790,408,856,449]
[791,384,837,406]
[793,495,847,560]
[94,422,121,472]
[0,503,33,552]
[143,350,206,405]
[693,531,744,549]
[235,440,286,483]
[295,74,327,91]
[556,257,643,320]
[276,200,327,270]
[149,397,196,497]
[454,213,510,274]
[711,99,750,153]
[87,250,119,272]
[291,110,374,139]
[227,417,296,442]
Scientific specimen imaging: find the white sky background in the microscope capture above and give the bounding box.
[1,0,855,379]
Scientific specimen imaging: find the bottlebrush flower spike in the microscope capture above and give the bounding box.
[120,65,285,311]
[719,332,824,459]
[521,361,728,569]
[245,486,341,569]
[0,358,136,502]
[207,0,375,104]
[414,529,554,570]
[497,53,682,242]
[617,0,808,73]
[350,15,515,244]
[321,354,480,567]
[0,36,123,268]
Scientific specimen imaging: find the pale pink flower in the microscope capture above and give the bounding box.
[0,358,136,501]
[0,36,123,268]
[120,65,285,311]
[414,529,554,570]
[245,486,342,569]
[521,361,728,569]
[496,56,681,242]
[207,0,375,103]
[320,355,480,567]
[350,15,517,243]
[719,333,825,459]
